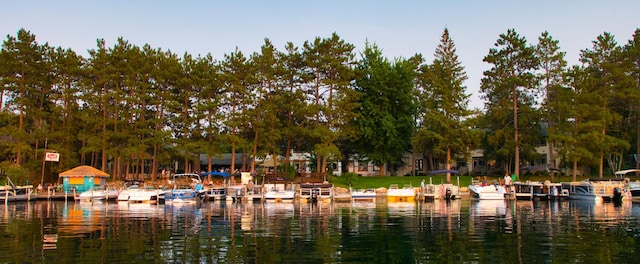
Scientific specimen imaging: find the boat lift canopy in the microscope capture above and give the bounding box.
[429,169,460,175]
[200,171,231,178]
[614,169,640,178]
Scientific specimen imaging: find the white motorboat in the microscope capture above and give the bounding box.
[117,185,140,201]
[387,184,415,202]
[264,189,296,203]
[129,186,165,203]
[76,187,119,201]
[351,188,377,202]
[467,184,506,200]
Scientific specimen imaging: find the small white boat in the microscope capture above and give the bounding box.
[264,189,296,203]
[468,184,506,200]
[351,188,377,202]
[76,187,119,201]
[129,186,165,203]
[387,184,415,202]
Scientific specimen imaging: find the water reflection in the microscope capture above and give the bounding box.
[1,199,640,263]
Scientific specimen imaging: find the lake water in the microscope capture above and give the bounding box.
[1,198,639,263]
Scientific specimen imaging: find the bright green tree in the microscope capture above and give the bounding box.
[352,42,417,176]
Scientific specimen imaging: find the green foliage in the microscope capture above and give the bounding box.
[0,161,31,185]
[480,29,540,173]
[341,172,359,187]
[415,28,480,181]
[278,163,297,180]
[351,42,417,173]
[2,27,640,180]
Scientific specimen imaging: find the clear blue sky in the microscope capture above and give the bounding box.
[2,0,639,109]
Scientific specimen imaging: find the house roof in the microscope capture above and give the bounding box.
[59,165,110,178]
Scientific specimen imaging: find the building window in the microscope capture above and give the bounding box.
[539,155,547,165]
[373,162,381,171]
[415,159,424,171]
[539,138,547,146]
[358,160,367,171]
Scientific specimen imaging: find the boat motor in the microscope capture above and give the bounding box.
[311,189,319,203]
[613,187,623,205]
[445,188,453,200]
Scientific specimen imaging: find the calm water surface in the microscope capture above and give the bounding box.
[1,198,639,263]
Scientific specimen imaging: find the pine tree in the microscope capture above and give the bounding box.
[415,28,479,182]
[480,29,539,176]
[535,31,567,179]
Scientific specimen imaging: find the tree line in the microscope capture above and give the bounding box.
[1,27,639,185]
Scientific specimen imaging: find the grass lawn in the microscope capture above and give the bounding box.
[328,174,611,189]
[328,175,471,189]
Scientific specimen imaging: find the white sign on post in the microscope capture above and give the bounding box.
[45,152,60,162]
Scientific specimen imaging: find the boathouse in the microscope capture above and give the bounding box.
[58,165,110,193]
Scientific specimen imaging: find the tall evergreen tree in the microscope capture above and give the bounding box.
[415,28,480,182]
[480,29,539,176]
[303,33,355,176]
[0,28,53,168]
[221,48,254,174]
[535,31,567,174]
[623,28,640,171]
[279,42,310,165]
[580,32,634,176]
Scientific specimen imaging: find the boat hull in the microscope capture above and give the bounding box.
[468,185,506,200]
[264,190,295,203]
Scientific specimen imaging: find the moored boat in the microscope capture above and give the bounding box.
[128,186,165,203]
[117,185,140,201]
[0,184,34,202]
[76,187,119,201]
[562,178,625,202]
[387,184,415,202]
[351,188,377,202]
[204,186,227,201]
[300,182,333,203]
[264,189,296,202]
[468,184,506,200]
[627,182,640,201]
[164,173,205,204]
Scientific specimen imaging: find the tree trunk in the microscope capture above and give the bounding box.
[513,86,520,178]
[446,148,452,183]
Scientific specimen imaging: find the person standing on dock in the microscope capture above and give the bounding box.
[504,172,512,193]
[421,179,425,194]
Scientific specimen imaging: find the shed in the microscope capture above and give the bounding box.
[58,165,110,193]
